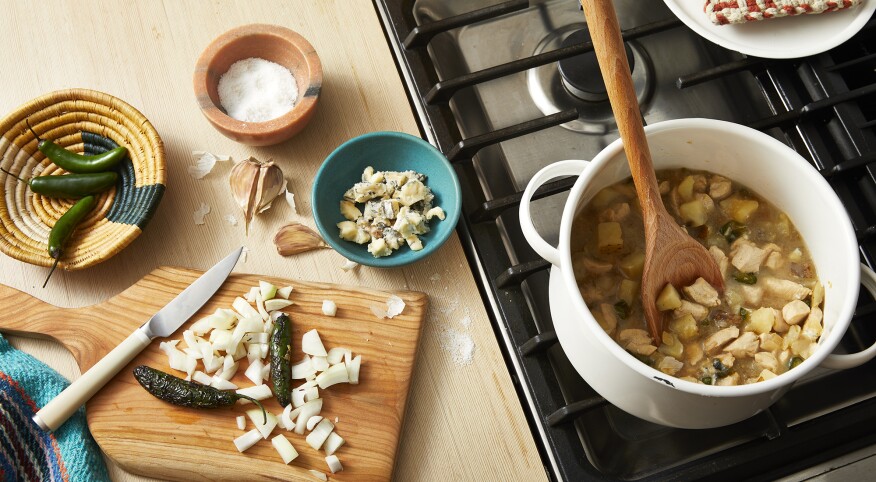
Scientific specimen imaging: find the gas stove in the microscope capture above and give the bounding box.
[374,1,876,480]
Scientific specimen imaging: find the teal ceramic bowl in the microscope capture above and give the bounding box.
[312,131,461,268]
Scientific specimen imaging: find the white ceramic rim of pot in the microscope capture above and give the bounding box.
[556,118,860,397]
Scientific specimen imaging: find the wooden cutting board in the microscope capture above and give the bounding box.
[0,266,428,481]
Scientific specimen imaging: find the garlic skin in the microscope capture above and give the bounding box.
[229,157,285,234]
[274,222,329,256]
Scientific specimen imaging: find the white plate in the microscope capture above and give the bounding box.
[662,0,876,59]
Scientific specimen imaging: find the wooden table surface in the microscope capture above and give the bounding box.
[0,1,548,481]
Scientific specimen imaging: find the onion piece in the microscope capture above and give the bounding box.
[263,318,274,335]
[292,388,306,408]
[244,287,259,303]
[291,357,316,380]
[316,363,349,389]
[264,299,293,312]
[261,363,270,381]
[210,377,237,390]
[183,347,202,359]
[246,343,262,364]
[236,415,246,431]
[294,399,323,435]
[233,429,262,452]
[192,371,213,386]
[321,300,337,317]
[230,342,248,361]
[210,329,232,352]
[204,354,224,374]
[325,455,343,474]
[295,380,318,390]
[348,355,362,385]
[282,404,302,430]
[233,297,260,319]
[277,286,293,299]
[344,350,352,367]
[245,359,265,385]
[308,470,327,481]
[246,408,278,439]
[159,341,186,372]
[244,332,269,344]
[306,419,334,450]
[306,415,324,431]
[259,281,278,301]
[256,292,270,321]
[208,309,236,330]
[189,317,211,335]
[235,384,273,403]
[271,434,299,464]
[259,343,268,359]
[304,386,319,402]
[311,356,329,372]
[302,329,328,357]
[216,360,239,381]
[323,432,345,456]
[326,347,349,365]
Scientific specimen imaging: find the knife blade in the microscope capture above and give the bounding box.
[33,247,243,432]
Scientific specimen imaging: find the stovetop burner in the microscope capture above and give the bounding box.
[527,24,653,134]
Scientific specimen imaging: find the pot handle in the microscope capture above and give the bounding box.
[821,263,876,370]
[519,160,590,267]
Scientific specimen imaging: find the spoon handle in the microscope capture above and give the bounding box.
[579,0,662,213]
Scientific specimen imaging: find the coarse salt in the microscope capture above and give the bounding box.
[441,329,475,366]
[218,58,298,123]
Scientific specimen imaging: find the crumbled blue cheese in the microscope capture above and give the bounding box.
[340,166,444,257]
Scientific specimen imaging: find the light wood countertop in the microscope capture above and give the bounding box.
[0,1,548,481]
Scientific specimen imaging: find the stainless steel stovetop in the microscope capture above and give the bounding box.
[375,1,876,480]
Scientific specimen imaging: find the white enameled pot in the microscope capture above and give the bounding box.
[520,118,876,429]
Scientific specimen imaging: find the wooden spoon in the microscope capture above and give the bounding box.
[579,0,724,344]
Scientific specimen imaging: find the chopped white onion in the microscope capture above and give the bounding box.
[265,299,293,312]
[159,341,186,372]
[192,371,212,386]
[326,348,349,365]
[182,330,198,348]
[244,287,259,303]
[216,360,238,381]
[295,380,318,390]
[204,354,224,374]
[282,404,301,430]
[348,355,362,385]
[261,364,270,381]
[235,384,273,403]
[231,342,247,361]
[308,470,327,481]
[259,343,269,359]
[208,310,236,330]
[233,429,262,453]
[344,350,352,367]
[306,415,324,431]
[245,359,265,385]
[316,363,349,389]
[321,300,337,317]
[209,329,232,352]
[271,434,299,464]
[291,357,316,380]
[189,317,211,335]
[294,399,323,435]
[304,386,319,402]
[233,297,260,319]
[325,455,343,474]
[323,432,345,456]
[244,332,269,344]
[210,377,237,390]
[259,281,278,300]
[292,388,306,408]
[183,354,197,378]
[302,329,328,357]
[246,343,262,364]
[183,347,202,359]
[306,419,334,450]
[263,318,275,335]
[236,415,246,431]
[246,408,278,439]
[256,292,270,321]
[312,356,329,372]
[277,286,293,299]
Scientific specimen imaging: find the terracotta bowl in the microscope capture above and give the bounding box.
[193,24,322,146]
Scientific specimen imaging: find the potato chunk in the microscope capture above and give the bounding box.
[617,279,638,306]
[720,197,760,223]
[679,200,708,227]
[597,222,623,253]
[619,251,645,280]
[656,284,682,311]
[669,313,698,341]
[746,307,776,334]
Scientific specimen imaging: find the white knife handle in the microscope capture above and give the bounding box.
[33,327,151,432]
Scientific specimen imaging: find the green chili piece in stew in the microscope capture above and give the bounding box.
[734,272,758,285]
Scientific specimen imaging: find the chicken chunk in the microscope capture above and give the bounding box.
[764,251,783,270]
[579,256,613,275]
[723,331,760,358]
[686,343,704,365]
[674,300,708,322]
[657,356,684,376]
[704,326,740,353]
[618,329,657,356]
[731,243,768,273]
[802,306,823,341]
[782,300,810,325]
[740,284,763,305]
[714,352,736,368]
[683,278,721,307]
[716,372,740,386]
[754,352,779,373]
[596,303,618,336]
[762,278,812,301]
[708,246,729,278]
[709,175,733,200]
[757,369,778,382]
[598,202,631,223]
[759,332,784,352]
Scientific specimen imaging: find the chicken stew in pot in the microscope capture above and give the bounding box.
[571,169,824,385]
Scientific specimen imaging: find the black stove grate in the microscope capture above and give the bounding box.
[374,1,876,480]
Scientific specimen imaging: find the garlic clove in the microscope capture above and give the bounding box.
[229,157,286,235]
[274,223,329,256]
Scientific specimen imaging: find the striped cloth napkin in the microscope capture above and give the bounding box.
[705,0,864,25]
[0,334,108,481]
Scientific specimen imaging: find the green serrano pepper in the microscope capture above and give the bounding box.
[1,168,117,198]
[27,120,127,173]
[133,365,266,424]
[270,313,292,407]
[43,195,96,288]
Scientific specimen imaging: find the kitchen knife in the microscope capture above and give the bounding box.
[32,246,244,432]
